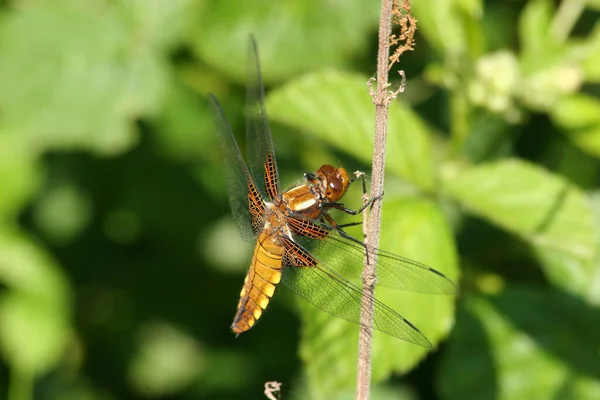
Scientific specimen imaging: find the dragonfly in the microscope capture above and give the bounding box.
[208,36,456,348]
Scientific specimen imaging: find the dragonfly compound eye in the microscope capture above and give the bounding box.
[320,164,336,176]
[327,177,343,199]
[337,168,349,185]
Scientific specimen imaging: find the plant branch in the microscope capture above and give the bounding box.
[356,0,394,398]
[356,2,416,399]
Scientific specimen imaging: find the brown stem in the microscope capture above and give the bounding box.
[355,0,394,398]
[264,381,281,400]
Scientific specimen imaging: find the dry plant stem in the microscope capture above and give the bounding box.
[356,0,394,398]
[264,381,281,400]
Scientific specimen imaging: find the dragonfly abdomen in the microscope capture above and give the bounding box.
[231,231,284,335]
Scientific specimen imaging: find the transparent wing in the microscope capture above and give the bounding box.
[209,94,264,241]
[246,35,279,201]
[313,228,457,294]
[288,218,457,294]
[280,236,432,346]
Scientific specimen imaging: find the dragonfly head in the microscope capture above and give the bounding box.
[315,164,350,202]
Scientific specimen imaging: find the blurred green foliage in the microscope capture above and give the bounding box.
[0,0,599,399]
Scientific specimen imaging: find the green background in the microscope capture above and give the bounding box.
[1,0,600,399]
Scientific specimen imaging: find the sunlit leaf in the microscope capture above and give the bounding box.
[297,302,359,400]
[189,0,379,83]
[0,134,41,221]
[119,0,196,50]
[445,159,598,296]
[266,71,436,191]
[581,22,600,81]
[533,246,598,304]
[455,0,483,17]
[297,198,458,398]
[0,0,194,155]
[372,198,458,376]
[519,64,583,111]
[412,0,482,57]
[552,93,600,129]
[0,229,71,373]
[518,0,554,56]
[582,191,600,306]
[516,0,583,110]
[439,287,600,400]
[586,0,600,11]
[551,93,600,158]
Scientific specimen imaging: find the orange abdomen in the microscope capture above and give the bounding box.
[231,231,284,335]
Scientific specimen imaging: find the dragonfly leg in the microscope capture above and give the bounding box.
[321,198,373,215]
[322,170,384,215]
[320,188,384,216]
[319,216,365,250]
[321,215,372,252]
[352,170,384,202]
[338,221,362,229]
[320,216,374,266]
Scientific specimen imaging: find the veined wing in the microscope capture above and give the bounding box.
[291,218,457,294]
[245,36,279,201]
[280,236,432,346]
[209,95,265,241]
[318,229,456,294]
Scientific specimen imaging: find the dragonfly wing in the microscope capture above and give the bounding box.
[209,95,265,241]
[280,236,432,347]
[306,223,457,294]
[245,36,279,201]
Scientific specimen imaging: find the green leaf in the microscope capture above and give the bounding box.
[189,0,379,83]
[266,71,436,191]
[552,93,600,129]
[551,94,600,157]
[586,0,600,11]
[297,303,359,400]
[119,0,196,50]
[0,1,194,155]
[439,287,600,400]
[372,199,459,373]
[455,0,483,17]
[518,0,554,56]
[584,191,600,306]
[533,246,598,304]
[581,22,600,81]
[298,198,458,398]
[0,229,71,374]
[0,134,41,221]
[516,2,583,111]
[412,0,482,57]
[0,293,69,375]
[445,159,598,295]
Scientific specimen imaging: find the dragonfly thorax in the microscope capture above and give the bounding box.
[263,201,294,239]
[279,184,321,220]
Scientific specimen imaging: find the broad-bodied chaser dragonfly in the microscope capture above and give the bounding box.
[209,37,456,348]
